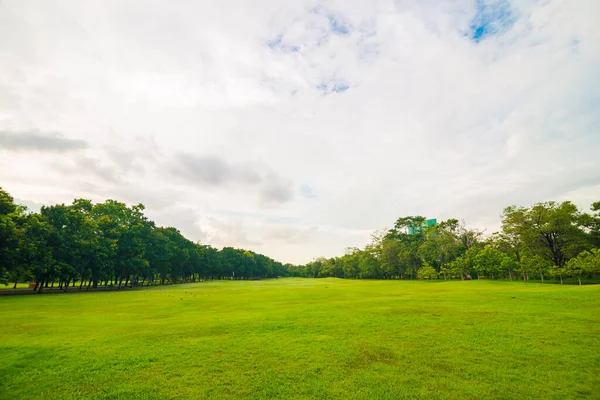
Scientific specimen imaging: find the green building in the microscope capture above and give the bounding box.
[407,218,437,235]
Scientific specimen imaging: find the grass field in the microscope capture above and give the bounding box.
[0,283,30,290]
[1,279,598,399]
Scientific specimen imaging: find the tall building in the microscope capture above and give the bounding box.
[407,218,437,235]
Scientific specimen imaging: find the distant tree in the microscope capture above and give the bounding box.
[0,188,19,285]
[418,219,463,274]
[417,263,438,280]
[583,202,600,247]
[520,253,553,282]
[473,246,504,280]
[379,239,403,279]
[501,202,588,274]
[565,249,600,285]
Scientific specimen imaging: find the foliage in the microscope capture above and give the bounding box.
[295,200,599,284]
[0,187,290,290]
[2,185,598,287]
[417,263,438,280]
[565,248,600,285]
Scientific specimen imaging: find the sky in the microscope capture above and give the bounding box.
[1,0,599,264]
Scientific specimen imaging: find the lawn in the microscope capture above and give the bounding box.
[0,283,30,290]
[0,278,598,399]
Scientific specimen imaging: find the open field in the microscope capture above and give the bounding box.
[0,283,30,290]
[1,279,599,399]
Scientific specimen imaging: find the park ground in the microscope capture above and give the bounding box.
[0,278,599,399]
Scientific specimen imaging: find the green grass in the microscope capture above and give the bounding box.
[1,279,599,399]
[0,283,31,290]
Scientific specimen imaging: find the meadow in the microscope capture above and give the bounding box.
[1,278,598,399]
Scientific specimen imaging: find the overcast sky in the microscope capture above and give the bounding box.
[1,0,599,264]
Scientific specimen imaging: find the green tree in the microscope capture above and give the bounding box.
[0,188,20,285]
[565,249,600,285]
[502,202,588,276]
[520,253,553,282]
[417,263,438,280]
[473,246,505,280]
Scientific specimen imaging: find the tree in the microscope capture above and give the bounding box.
[13,213,53,288]
[0,188,20,285]
[565,249,600,285]
[417,263,438,280]
[473,246,505,280]
[501,202,589,280]
[447,247,480,280]
[520,253,553,282]
[584,202,600,248]
[418,219,463,275]
[339,248,362,279]
[379,239,403,279]
[456,220,483,251]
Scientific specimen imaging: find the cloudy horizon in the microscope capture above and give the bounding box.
[1,0,599,264]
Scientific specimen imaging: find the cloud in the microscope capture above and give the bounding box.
[170,153,294,204]
[260,172,294,204]
[1,0,598,264]
[170,153,262,186]
[262,225,318,245]
[103,145,145,174]
[0,130,88,152]
[51,156,121,183]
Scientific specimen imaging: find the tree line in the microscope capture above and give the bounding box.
[290,201,600,284]
[0,187,293,291]
[2,185,599,290]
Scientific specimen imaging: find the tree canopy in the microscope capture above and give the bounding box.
[2,186,599,290]
[0,187,292,291]
[291,201,600,284]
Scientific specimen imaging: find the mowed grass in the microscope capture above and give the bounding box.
[1,279,599,399]
[0,283,30,290]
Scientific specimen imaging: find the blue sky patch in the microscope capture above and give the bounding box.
[328,14,350,35]
[267,34,300,53]
[332,83,349,93]
[309,6,351,36]
[571,38,581,54]
[469,0,515,43]
[317,80,350,95]
[300,185,317,199]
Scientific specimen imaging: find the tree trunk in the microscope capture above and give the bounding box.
[37,278,45,293]
[578,277,582,286]
[541,273,544,283]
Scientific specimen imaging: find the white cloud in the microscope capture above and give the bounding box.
[0,0,598,264]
